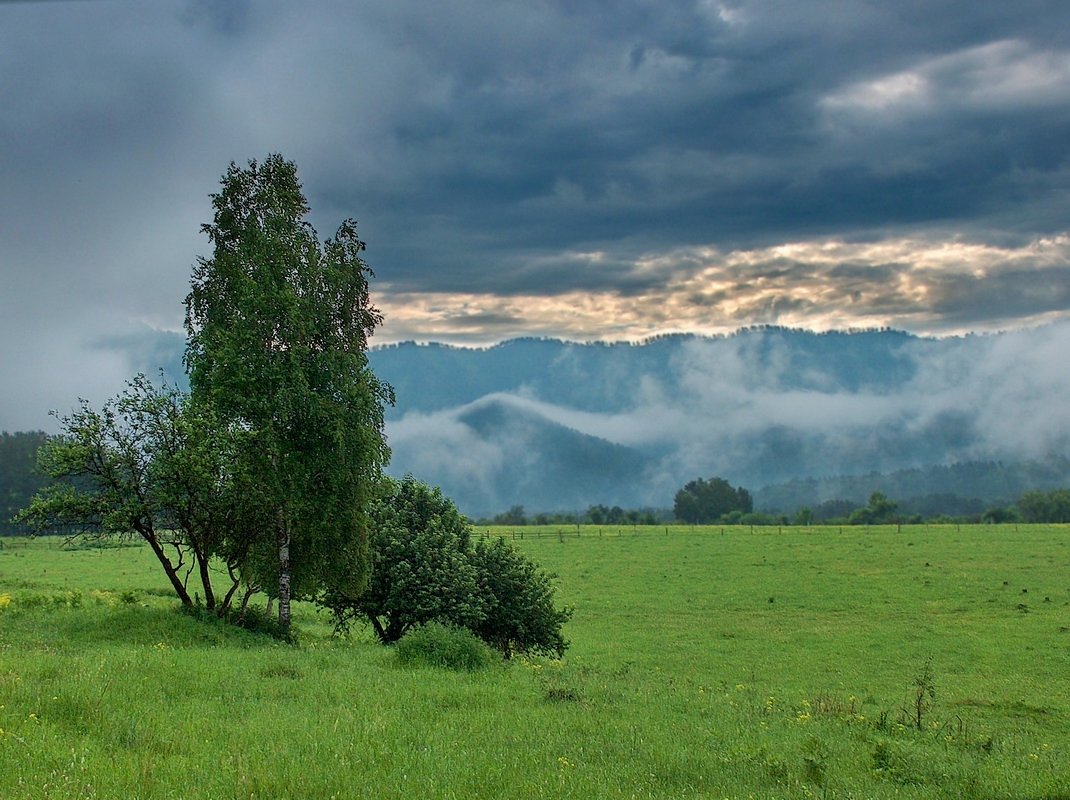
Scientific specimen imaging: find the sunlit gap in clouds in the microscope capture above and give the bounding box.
[374,234,1070,346]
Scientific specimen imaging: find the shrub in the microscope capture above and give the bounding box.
[395,622,499,671]
[327,477,484,643]
[326,477,572,659]
[470,536,572,658]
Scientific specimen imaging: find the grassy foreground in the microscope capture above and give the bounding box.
[0,525,1068,799]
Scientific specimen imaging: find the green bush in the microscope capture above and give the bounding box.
[470,536,571,658]
[395,621,500,671]
[328,477,484,643]
[325,477,571,658]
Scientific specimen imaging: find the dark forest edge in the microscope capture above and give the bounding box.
[474,485,1070,527]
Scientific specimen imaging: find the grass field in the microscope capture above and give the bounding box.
[0,525,1068,799]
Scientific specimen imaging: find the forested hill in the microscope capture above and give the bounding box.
[367,324,1070,516]
[369,328,923,419]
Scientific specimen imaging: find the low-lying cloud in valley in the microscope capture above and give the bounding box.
[377,323,1070,515]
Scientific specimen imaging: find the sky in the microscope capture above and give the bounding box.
[2,0,1070,431]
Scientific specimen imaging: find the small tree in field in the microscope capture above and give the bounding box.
[328,476,571,657]
[16,376,249,614]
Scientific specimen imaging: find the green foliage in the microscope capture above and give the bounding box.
[492,505,527,526]
[14,377,241,612]
[184,154,393,627]
[394,621,500,671]
[478,504,665,526]
[15,155,395,629]
[849,491,899,525]
[333,476,483,643]
[470,536,572,658]
[1017,488,1070,522]
[0,431,49,534]
[981,505,1020,524]
[674,476,753,523]
[903,655,937,731]
[583,504,659,525]
[329,477,571,658]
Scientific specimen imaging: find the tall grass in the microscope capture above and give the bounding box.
[0,526,1067,798]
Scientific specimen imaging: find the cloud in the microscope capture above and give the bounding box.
[381,323,1070,512]
[375,235,1070,344]
[822,39,1070,119]
[3,1,1070,430]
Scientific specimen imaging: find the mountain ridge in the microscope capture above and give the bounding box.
[368,323,1070,516]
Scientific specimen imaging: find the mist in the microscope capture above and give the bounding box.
[381,324,1070,514]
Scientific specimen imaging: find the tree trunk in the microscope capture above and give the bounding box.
[368,614,387,643]
[140,526,194,607]
[194,544,217,611]
[384,617,407,644]
[277,509,291,630]
[218,567,243,618]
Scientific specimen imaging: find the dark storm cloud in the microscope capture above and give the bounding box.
[2,0,1070,429]
[923,264,1070,326]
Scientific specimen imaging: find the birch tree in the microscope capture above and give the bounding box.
[184,154,392,631]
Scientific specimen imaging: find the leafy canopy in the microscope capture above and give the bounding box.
[16,376,246,613]
[185,154,393,625]
[674,476,753,524]
[329,476,571,658]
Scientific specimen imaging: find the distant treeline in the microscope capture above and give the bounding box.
[755,457,1070,514]
[0,431,48,534]
[6,428,1069,533]
[477,504,673,527]
[478,487,1070,528]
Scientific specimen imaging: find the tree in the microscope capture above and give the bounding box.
[1018,489,1070,522]
[329,476,485,643]
[16,376,246,613]
[492,505,527,526]
[470,536,571,658]
[673,476,753,523]
[848,491,898,525]
[329,476,571,657]
[981,505,1020,524]
[185,155,392,631]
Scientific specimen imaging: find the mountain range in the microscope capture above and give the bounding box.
[367,324,1070,517]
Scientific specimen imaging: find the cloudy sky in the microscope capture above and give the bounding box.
[2,0,1070,430]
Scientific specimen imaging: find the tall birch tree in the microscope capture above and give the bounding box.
[184,154,392,631]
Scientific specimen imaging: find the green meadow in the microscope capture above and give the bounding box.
[1,525,1068,799]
